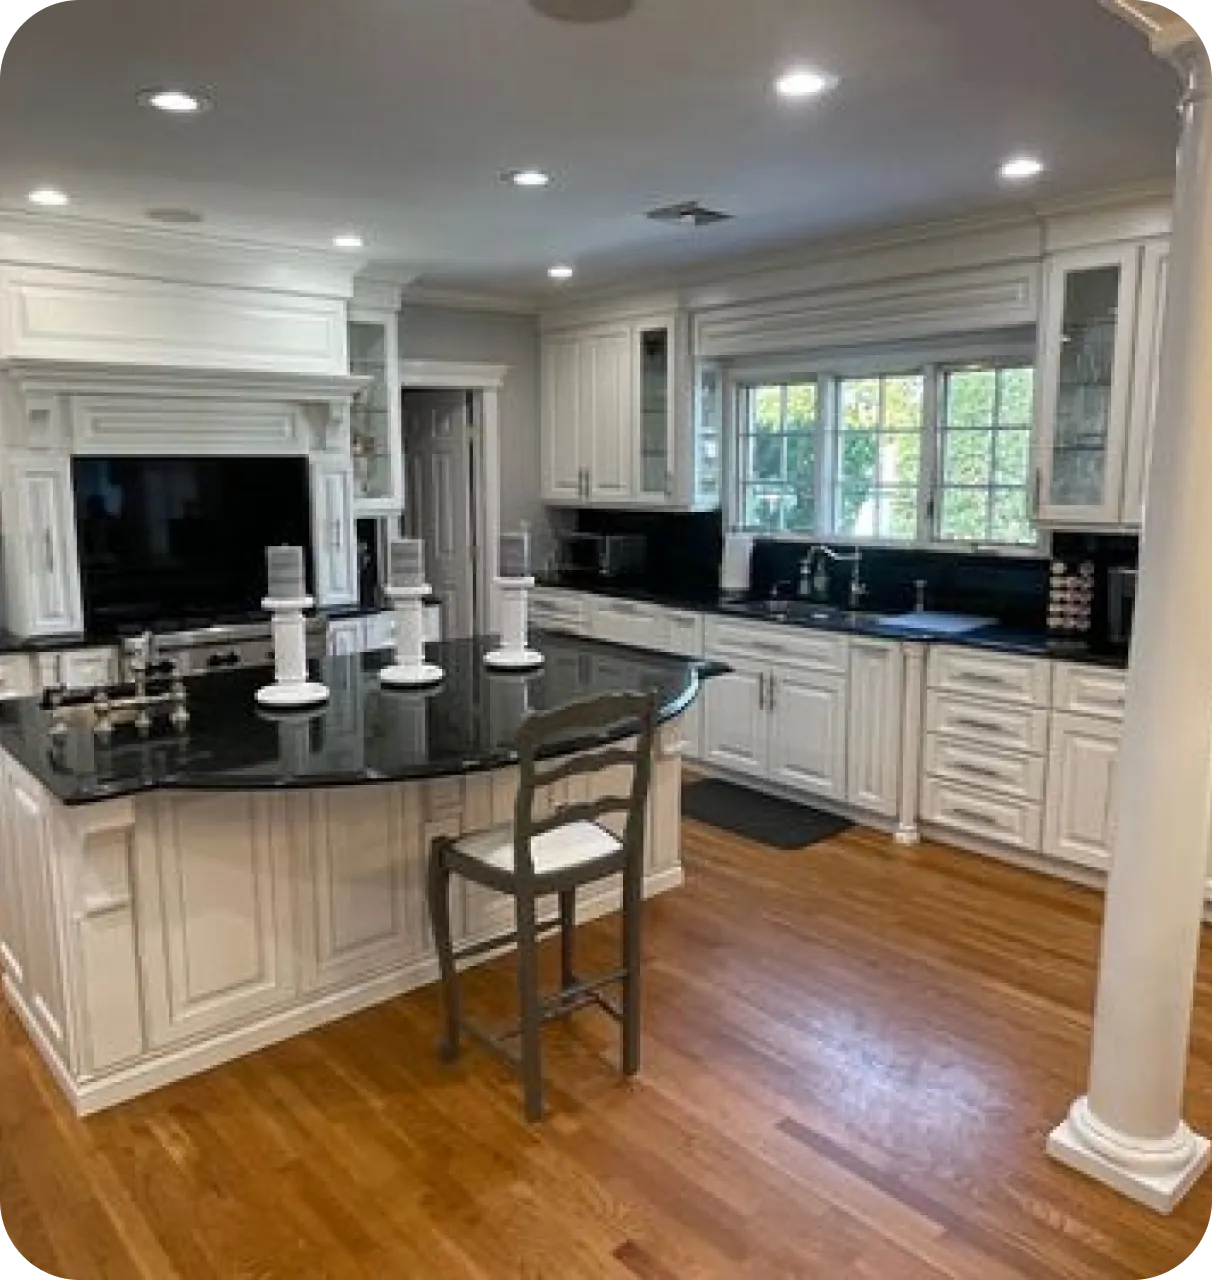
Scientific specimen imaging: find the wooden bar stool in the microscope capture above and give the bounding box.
[427,691,657,1122]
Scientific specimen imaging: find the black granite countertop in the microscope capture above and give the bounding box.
[534,575,1130,670]
[0,634,720,806]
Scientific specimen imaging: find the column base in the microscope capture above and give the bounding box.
[893,826,920,847]
[1047,1096,1211,1214]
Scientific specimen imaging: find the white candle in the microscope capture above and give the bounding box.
[389,538,425,590]
[499,531,530,580]
[266,545,305,601]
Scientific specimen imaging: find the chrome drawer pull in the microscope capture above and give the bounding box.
[950,806,1000,828]
[954,761,1003,780]
[954,717,1008,734]
[959,671,1011,687]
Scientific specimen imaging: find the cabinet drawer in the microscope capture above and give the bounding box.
[0,654,32,699]
[660,609,705,657]
[927,646,1051,707]
[704,617,847,673]
[926,691,1049,755]
[924,733,1046,803]
[1052,664,1128,721]
[922,777,1042,851]
[530,590,588,636]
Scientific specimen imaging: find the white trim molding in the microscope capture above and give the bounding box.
[399,359,508,390]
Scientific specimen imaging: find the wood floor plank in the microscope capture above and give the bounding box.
[3,819,1212,1277]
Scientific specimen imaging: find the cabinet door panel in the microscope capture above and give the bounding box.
[847,640,903,817]
[701,662,766,777]
[541,335,583,501]
[10,458,82,635]
[0,759,28,990]
[769,667,847,800]
[583,328,634,501]
[1036,245,1140,526]
[1044,713,1120,871]
[311,463,357,605]
[139,793,296,1046]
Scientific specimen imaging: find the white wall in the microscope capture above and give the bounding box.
[398,304,547,548]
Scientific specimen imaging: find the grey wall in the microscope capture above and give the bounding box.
[398,304,548,548]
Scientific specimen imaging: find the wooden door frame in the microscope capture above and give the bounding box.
[400,360,507,635]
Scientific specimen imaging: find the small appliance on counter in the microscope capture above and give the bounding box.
[1107,566,1138,646]
[553,531,647,580]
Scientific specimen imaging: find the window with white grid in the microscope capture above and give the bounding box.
[737,380,819,534]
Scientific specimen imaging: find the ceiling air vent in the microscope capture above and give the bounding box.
[646,200,733,229]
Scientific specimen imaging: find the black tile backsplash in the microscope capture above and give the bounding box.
[573,508,724,599]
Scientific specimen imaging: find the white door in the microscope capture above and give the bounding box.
[310,462,357,606]
[1044,712,1121,871]
[404,390,477,639]
[582,327,635,502]
[768,666,848,801]
[847,640,903,817]
[137,793,297,1047]
[701,659,766,778]
[541,334,584,501]
[11,458,82,635]
[1123,239,1169,527]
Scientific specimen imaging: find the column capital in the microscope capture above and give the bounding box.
[1101,1,1211,97]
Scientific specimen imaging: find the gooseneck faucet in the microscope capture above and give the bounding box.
[808,545,867,610]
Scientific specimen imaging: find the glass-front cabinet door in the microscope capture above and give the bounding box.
[348,313,404,515]
[1035,245,1140,526]
[635,320,673,502]
[693,360,723,508]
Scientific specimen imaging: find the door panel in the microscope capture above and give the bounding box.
[768,667,847,800]
[701,662,765,777]
[404,390,476,638]
[583,328,634,501]
[847,640,903,817]
[542,335,583,500]
[1044,713,1120,871]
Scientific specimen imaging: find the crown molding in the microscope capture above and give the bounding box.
[0,210,361,299]
[401,284,539,316]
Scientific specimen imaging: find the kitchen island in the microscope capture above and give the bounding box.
[0,634,710,1114]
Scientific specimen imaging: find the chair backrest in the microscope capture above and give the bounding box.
[512,690,658,881]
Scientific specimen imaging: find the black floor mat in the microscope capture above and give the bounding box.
[682,778,852,849]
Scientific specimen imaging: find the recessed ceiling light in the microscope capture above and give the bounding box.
[28,187,69,207]
[503,168,552,188]
[1000,155,1045,181]
[333,233,364,250]
[548,264,575,281]
[775,67,836,99]
[137,86,214,115]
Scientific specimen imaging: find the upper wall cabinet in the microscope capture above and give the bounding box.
[1035,239,1167,529]
[541,312,709,510]
[348,310,404,515]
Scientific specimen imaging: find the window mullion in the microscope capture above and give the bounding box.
[819,375,836,537]
[921,364,942,544]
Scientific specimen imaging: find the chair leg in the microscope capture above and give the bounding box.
[515,890,544,1122]
[427,841,461,1063]
[621,865,643,1077]
[558,888,576,992]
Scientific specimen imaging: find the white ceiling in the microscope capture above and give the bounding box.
[0,0,1181,300]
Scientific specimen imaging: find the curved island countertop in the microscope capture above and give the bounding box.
[0,633,721,806]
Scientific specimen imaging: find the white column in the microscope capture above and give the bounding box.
[1047,23,1212,1214]
[895,643,925,846]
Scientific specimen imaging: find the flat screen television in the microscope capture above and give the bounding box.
[72,456,313,634]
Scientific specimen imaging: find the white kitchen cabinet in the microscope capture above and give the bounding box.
[327,617,362,657]
[701,659,767,779]
[1,456,83,637]
[362,610,395,651]
[5,763,68,1054]
[0,756,28,991]
[530,587,590,636]
[1035,238,1168,529]
[348,310,404,516]
[136,792,297,1047]
[310,461,358,606]
[768,666,847,800]
[0,654,34,700]
[541,311,709,510]
[38,647,119,692]
[1044,712,1121,872]
[1123,239,1169,527]
[847,639,904,818]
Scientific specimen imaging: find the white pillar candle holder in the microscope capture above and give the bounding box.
[256,595,330,709]
[484,576,545,671]
[380,584,445,688]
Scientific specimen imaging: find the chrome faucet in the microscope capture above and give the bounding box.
[810,545,867,610]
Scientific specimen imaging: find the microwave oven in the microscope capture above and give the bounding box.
[555,533,647,579]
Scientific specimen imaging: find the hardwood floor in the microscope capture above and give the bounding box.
[3,819,1212,1278]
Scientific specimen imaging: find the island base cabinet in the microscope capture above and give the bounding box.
[1044,712,1121,872]
[135,793,299,1049]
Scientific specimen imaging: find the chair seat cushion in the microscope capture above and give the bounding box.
[453,820,622,877]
